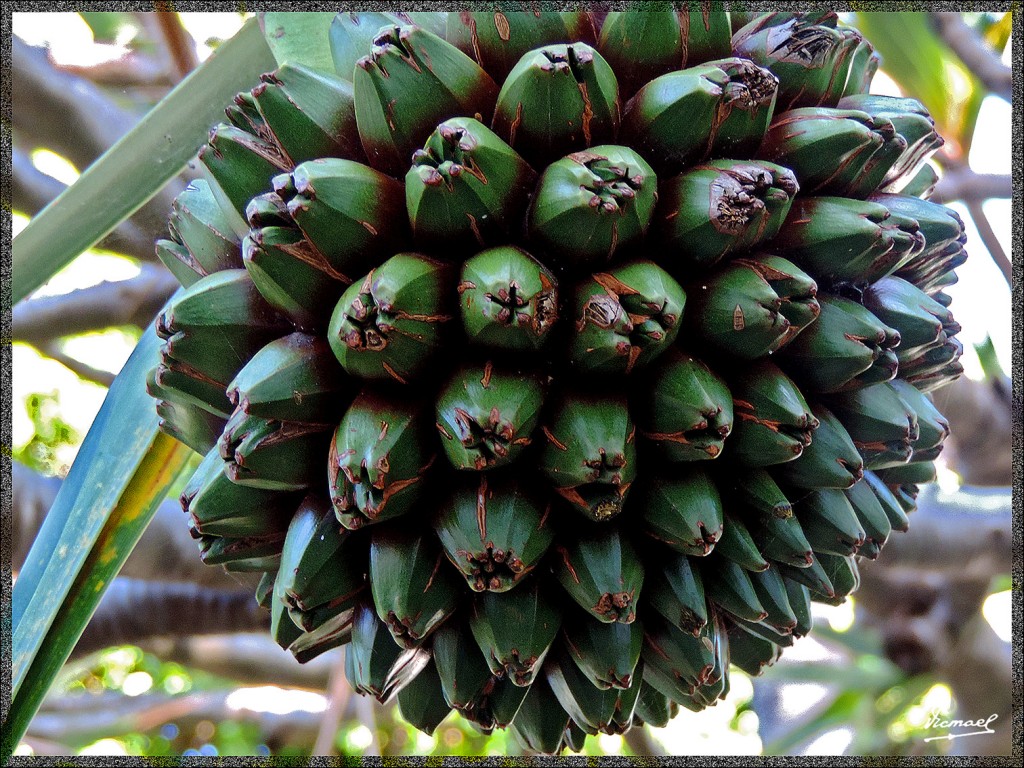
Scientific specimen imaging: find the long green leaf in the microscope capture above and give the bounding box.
[5,321,192,758]
[10,19,277,306]
[855,12,984,155]
[260,12,338,73]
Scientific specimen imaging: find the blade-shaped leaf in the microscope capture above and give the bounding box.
[260,12,337,73]
[854,12,984,156]
[11,19,277,306]
[5,319,192,758]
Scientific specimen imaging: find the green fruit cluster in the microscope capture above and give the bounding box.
[150,10,964,754]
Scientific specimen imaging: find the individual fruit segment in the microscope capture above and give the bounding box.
[779,554,835,602]
[889,380,950,462]
[634,350,733,462]
[569,261,686,374]
[633,681,679,727]
[784,578,814,637]
[844,477,893,557]
[242,225,349,331]
[553,525,643,624]
[793,488,866,557]
[773,402,864,490]
[329,392,433,530]
[227,333,349,424]
[285,159,409,280]
[346,598,431,702]
[511,676,571,754]
[598,10,732,99]
[434,476,553,591]
[406,118,536,251]
[728,361,819,467]
[835,94,944,190]
[433,619,521,725]
[725,620,782,676]
[182,448,297,538]
[684,254,819,360]
[621,58,779,174]
[864,470,911,532]
[469,577,561,686]
[656,161,799,271]
[154,270,291,418]
[563,608,643,689]
[218,406,332,491]
[732,12,873,110]
[828,381,919,469]
[147,370,227,455]
[251,63,365,165]
[757,107,907,198]
[199,124,288,218]
[493,43,620,169]
[642,611,720,703]
[330,12,406,80]
[459,246,559,351]
[814,552,861,605]
[435,362,544,471]
[397,659,452,735]
[431,617,489,709]
[353,25,499,176]
[159,179,243,286]
[540,393,636,521]
[276,495,365,631]
[778,295,900,394]
[328,253,453,383]
[545,646,642,734]
[645,550,708,635]
[369,527,460,647]
[447,11,596,82]
[700,555,768,622]
[715,515,771,572]
[771,197,925,286]
[637,469,724,556]
[861,276,960,354]
[749,566,798,634]
[529,146,658,271]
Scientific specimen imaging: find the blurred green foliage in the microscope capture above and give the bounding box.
[13,391,80,475]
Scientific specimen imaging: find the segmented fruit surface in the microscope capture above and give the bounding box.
[151,10,964,754]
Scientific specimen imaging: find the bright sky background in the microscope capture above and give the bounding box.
[9,12,1014,757]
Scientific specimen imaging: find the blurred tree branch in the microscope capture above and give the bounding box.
[855,485,1012,756]
[55,53,173,88]
[313,651,352,755]
[932,375,1012,487]
[72,579,268,658]
[12,35,182,251]
[12,146,159,263]
[930,169,1011,205]
[150,9,199,82]
[930,13,1012,101]
[12,263,178,345]
[13,462,268,657]
[936,153,1012,287]
[36,342,117,389]
[962,197,1011,287]
[13,36,139,169]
